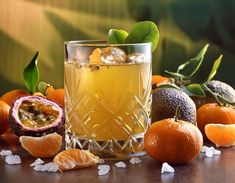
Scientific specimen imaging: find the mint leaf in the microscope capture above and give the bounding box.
[181,84,205,97]
[176,44,209,79]
[125,21,159,52]
[107,29,128,44]
[207,54,223,81]
[23,51,40,94]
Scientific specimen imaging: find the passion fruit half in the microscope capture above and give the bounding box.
[9,96,64,137]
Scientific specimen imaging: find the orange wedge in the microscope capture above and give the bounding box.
[19,133,62,157]
[53,149,99,172]
[205,123,235,147]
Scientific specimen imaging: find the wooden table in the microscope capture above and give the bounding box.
[0,133,235,183]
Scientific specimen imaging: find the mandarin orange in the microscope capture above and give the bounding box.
[0,90,29,106]
[144,118,203,164]
[46,88,64,108]
[197,103,235,135]
[0,100,10,135]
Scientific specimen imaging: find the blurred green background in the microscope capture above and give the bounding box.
[1,0,235,95]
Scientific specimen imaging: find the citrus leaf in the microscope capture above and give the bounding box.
[181,84,205,97]
[164,70,186,79]
[207,55,223,81]
[177,44,209,79]
[23,51,40,94]
[125,21,159,52]
[156,83,180,90]
[107,29,128,44]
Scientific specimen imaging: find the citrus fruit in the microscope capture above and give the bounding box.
[53,149,99,172]
[152,88,196,124]
[205,124,235,147]
[19,133,62,157]
[0,100,10,135]
[205,80,235,103]
[0,89,29,106]
[197,103,235,135]
[9,96,64,137]
[144,118,203,164]
[152,75,168,85]
[46,88,64,108]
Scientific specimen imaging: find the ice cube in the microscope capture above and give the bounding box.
[161,162,175,173]
[101,47,126,64]
[5,155,21,165]
[30,158,44,167]
[200,145,209,153]
[130,157,141,165]
[127,53,146,63]
[205,148,213,158]
[115,161,126,168]
[0,150,12,156]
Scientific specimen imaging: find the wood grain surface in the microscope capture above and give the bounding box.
[0,133,235,183]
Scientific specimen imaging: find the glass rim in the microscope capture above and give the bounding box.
[64,40,152,47]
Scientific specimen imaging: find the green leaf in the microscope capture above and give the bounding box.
[23,51,40,94]
[164,70,186,79]
[207,55,223,81]
[107,29,128,44]
[181,84,205,96]
[156,83,180,90]
[177,44,209,79]
[125,21,159,52]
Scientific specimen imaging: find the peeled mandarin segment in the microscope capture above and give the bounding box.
[205,124,235,147]
[53,149,99,172]
[89,48,102,64]
[19,133,62,158]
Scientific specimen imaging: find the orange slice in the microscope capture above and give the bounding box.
[205,123,235,147]
[19,133,62,157]
[89,48,102,64]
[53,149,99,172]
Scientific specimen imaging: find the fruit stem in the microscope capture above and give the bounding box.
[174,105,180,122]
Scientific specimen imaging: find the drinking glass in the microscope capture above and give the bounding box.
[64,40,152,159]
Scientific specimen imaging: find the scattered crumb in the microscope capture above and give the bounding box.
[201,145,221,158]
[33,162,58,172]
[98,164,110,176]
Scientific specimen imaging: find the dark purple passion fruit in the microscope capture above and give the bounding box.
[9,95,64,137]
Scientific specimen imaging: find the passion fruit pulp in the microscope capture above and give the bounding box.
[9,96,64,137]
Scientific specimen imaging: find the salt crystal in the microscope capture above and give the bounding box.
[33,164,46,172]
[210,147,221,155]
[33,162,58,172]
[205,148,213,158]
[161,162,175,174]
[30,158,44,167]
[98,165,110,171]
[5,155,21,165]
[98,168,109,176]
[0,150,12,156]
[200,146,209,153]
[98,164,110,176]
[44,162,59,172]
[130,157,141,165]
[97,158,105,164]
[115,161,126,168]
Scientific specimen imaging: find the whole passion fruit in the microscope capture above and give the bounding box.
[9,96,64,137]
